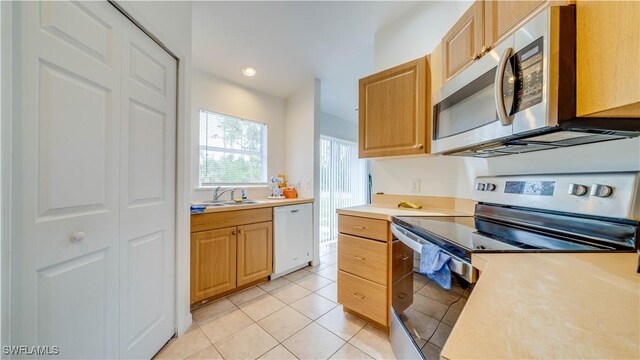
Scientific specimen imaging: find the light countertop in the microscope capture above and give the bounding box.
[442,252,640,359]
[191,198,314,214]
[336,203,473,221]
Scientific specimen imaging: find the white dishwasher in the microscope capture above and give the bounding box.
[273,203,313,278]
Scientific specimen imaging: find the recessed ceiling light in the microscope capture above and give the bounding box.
[242,66,256,77]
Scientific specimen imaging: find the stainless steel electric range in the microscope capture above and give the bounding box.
[389,172,640,360]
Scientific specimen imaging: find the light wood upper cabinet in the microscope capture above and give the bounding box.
[359,56,429,158]
[237,222,273,287]
[484,0,546,47]
[576,1,640,117]
[191,227,237,303]
[442,1,485,81]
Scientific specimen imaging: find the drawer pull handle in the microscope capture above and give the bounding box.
[353,292,365,299]
[400,255,410,261]
[398,292,408,299]
[352,225,366,230]
[232,230,237,235]
[353,255,366,261]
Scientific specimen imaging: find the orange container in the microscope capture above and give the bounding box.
[283,188,298,198]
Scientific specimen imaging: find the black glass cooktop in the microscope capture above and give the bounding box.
[392,215,607,261]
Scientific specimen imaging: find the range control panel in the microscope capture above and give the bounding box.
[472,172,640,220]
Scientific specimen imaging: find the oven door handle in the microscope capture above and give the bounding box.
[390,224,476,283]
[494,47,513,126]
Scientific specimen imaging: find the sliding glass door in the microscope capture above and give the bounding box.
[319,136,367,245]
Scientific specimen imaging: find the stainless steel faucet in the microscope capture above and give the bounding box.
[212,186,238,202]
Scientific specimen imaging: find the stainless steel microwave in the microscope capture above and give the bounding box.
[432,6,639,157]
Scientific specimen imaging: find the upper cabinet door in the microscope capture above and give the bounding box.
[442,1,485,81]
[576,1,640,117]
[484,0,546,48]
[359,57,429,158]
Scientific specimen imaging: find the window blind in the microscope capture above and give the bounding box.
[319,136,367,244]
[199,110,267,185]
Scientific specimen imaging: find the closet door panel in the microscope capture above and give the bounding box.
[119,16,178,359]
[13,1,122,358]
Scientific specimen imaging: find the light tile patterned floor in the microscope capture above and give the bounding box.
[155,243,395,360]
[155,242,465,360]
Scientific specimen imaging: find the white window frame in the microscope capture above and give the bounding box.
[198,109,268,187]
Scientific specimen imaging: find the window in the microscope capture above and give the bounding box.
[199,110,267,186]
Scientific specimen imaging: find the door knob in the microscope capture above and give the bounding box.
[472,52,480,60]
[481,45,491,55]
[69,232,85,243]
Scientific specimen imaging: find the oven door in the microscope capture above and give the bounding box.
[390,224,475,283]
[389,224,473,360]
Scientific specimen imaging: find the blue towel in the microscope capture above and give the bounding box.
[419,243,452,289]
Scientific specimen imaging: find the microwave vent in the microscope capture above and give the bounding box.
[522,131,596,143]
[520,131,627,146]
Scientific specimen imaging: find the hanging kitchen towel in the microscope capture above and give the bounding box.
[419,243,452,289]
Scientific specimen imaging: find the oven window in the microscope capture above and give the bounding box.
[434,67,499,139]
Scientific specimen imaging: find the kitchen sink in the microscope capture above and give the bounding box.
[196,200,261,208]
[223,200,260,206]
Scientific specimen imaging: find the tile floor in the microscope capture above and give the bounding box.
[154,242,466,360]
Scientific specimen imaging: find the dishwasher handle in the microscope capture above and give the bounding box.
[390,223,476,283]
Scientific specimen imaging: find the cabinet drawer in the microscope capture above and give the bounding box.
[338,270,388,326]
[191,208,272,232]
[338,234,388,285]
[392,240,414,283]
[392,272,413,314]
[338,215,389,242]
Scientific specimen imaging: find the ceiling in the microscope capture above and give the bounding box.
[192,1,419,123]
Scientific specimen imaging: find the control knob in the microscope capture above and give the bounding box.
[485,183,496,191]
[476,182,486,191]
[591,184,614,198]
[567,183,588,196]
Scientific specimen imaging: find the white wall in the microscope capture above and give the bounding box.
[370,1,481,199]
[285,79,321,265]
[319,112,358,143]
[370,1,640,200]
[190,68,287,201]
[374,1,473,71]
[115,0,194,336]
[285,80,319,198]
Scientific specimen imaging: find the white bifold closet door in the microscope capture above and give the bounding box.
[12,1,176,358]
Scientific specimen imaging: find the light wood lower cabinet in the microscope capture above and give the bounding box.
[190,209,273,305]
[191,227,237,303]
[338,270,388,326]
[237,222,273,287]
[338,234,387,285]
[337,215,393,328]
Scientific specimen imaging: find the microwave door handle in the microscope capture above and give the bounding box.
[494,47,514,126]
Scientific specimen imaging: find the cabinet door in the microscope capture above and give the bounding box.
[577,1,640,117]
[191,227,237,304]
[237,222,273,286]
[484,0,546,48]
[359,57,429,158]
[442,1,484,80]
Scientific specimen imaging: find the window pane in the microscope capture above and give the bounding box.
[199,110,267,185]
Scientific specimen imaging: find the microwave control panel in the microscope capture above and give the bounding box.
[511,36,544,113]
